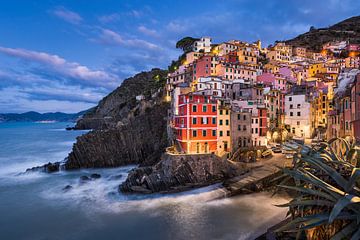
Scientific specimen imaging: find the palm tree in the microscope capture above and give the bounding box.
[276,138,360,239]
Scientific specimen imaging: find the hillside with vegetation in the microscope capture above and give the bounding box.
[285,16,360,51]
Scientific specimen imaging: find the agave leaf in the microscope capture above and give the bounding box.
[275,214,330,232]
[351,227,360,240]
[329,194,360,223]
[346,168,360,192]
[276,199,334,208]
[283,168,345,197]
[277,185,336,201]
[299,217,329,230]
[301,155,349,190]
[330,221,358,240]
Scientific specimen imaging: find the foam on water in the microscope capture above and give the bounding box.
[0,122,290,240]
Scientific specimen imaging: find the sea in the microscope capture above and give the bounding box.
[0,122,289,240]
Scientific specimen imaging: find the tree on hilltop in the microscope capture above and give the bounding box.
[176,37,199,52]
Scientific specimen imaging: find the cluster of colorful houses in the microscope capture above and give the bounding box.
[165,37,360,158]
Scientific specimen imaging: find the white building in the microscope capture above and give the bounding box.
[284,92,312,139]
[195,77,224,97]
[192,37,212,53]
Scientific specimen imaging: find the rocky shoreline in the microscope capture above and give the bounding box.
[119,153,243,194]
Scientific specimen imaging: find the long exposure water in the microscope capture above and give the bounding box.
[0,122,289,240]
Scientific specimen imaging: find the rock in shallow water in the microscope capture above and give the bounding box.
[80,176,91,181]
[119,153,241,194]
[90,173,101,179]
[62,185,73,191]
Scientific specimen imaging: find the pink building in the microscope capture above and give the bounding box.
[352,74,360,143]
[346,44,360,52]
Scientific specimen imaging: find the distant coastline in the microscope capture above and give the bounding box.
[0,110,87,123]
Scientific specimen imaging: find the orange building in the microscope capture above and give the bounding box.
[174,93,218,154]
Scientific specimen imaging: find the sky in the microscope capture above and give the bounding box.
[0,0,359,113]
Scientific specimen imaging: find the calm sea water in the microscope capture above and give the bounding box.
[0,122,288,240]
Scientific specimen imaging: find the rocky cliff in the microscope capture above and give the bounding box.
[75,68,168,130]
[119,153,241,193]
[65,100,169,169]
[64,68,169,169]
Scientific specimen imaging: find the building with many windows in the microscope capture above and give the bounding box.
[174,93,218,154]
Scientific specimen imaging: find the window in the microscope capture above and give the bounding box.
[290,104,293,109]
[237,114,241,120]
[289,97,292,101]
[255,119,258,124]
[297,104,301,108]
[297,112,301,116]
[226,119,229,126]
[238,125,241,131]
[212,106,216,112]
[212,130,216,136]
[203,105,207,112]
[297,121,300,125]
[290,112,293,116]
[220,110,223,115]
[219,120,223,125]
[243,115,246,121]
[202,130,207,137]
[192,118,197,124]
[227,130,230,136]
[243,125,247,131]
[193,130,197,137]
[192,105,197,112]
[212,117,216,124]
[225,110,229,115]
[219,131,223,137]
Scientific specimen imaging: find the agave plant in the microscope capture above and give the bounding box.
[276,138,360,240]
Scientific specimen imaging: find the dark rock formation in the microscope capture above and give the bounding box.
[119,153,240,194]
[90,173,101,179]
[63,185,73,191]
[80,176,91,181]
[26,162,60,173]
[62,68,169,170]
[64,101,169,169]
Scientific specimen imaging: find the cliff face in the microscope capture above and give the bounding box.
[119,153,240,193]
[75,68,168,130]
[285,16,360,51]
[64,68,170,169]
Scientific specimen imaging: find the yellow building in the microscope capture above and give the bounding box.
[217,100,231,157]
[237,47,258,65]
[308,63,325,77]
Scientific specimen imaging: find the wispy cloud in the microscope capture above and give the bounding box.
[0,46,118,88]
[138,25,158,37]
[97,29,161,50]
[52,7,83,25]
[98,13,121,24]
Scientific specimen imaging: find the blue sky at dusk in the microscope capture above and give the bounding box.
[0,0,359,113]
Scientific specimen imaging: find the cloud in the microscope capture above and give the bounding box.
[0,46,119,89]
[98,13,121,24]
[52,7,82,25]
[0,87,95,113]
[138,26,158,37]
[166,21,188,33]
[97,29,161,50]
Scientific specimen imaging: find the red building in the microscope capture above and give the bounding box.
[174,93,218,154]
[194,55,212,80]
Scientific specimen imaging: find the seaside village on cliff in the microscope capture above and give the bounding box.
[161,37,360,161]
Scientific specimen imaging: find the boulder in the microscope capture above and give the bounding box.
[119,153,240,194]
[90,173,101,179]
